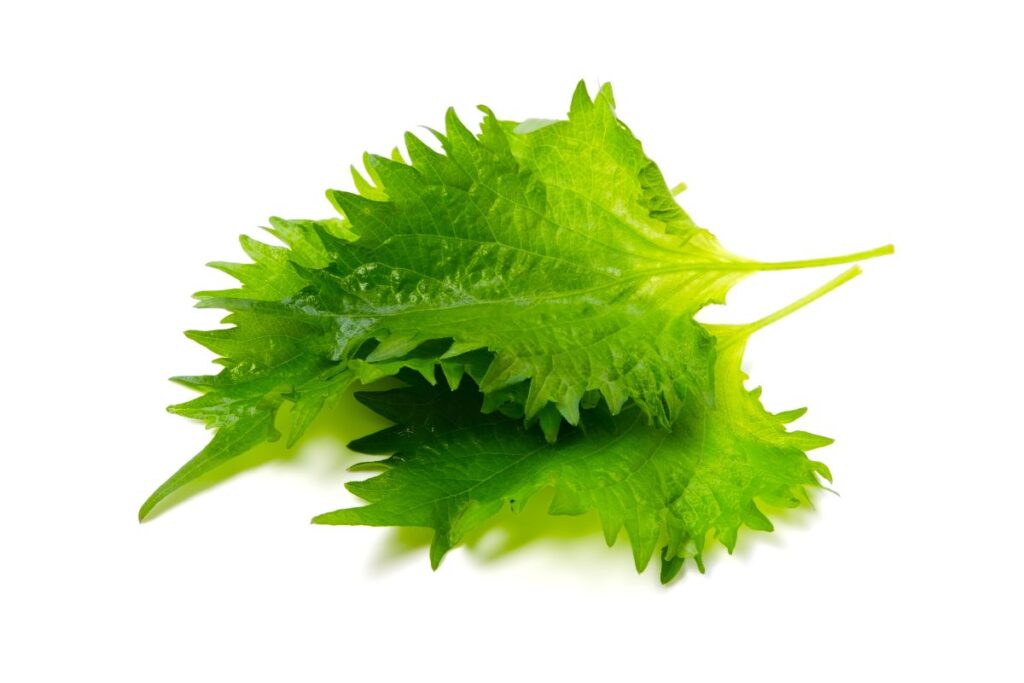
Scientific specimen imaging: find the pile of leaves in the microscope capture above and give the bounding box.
[140,82,891,583]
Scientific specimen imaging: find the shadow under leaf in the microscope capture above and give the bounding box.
[368,486,831,583]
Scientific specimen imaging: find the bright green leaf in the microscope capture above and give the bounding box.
[140,81,889,520]
[313,269,859,580]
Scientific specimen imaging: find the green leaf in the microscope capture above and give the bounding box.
[139,397,280,521]
[313,269,859,579]
[140,80,889,520]
[139,219,359,519]
[320,81,888,429]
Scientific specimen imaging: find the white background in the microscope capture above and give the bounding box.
[2,1,1021,680]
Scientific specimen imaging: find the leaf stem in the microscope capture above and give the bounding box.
[717,266,863,348]
[746,244,894,271]
[653,243,893,274]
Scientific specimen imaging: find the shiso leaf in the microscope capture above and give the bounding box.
[312,269,859,580]
[141,81,890,527]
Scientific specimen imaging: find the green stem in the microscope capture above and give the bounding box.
[718,266,863,349]
[746,244,893,271]
[654,243,893,274]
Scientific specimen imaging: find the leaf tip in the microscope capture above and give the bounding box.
[569,79,591,115]
[429,536,449,570]
[659,548,685,585]
[310,511,332,525]
[138,486,166,523]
